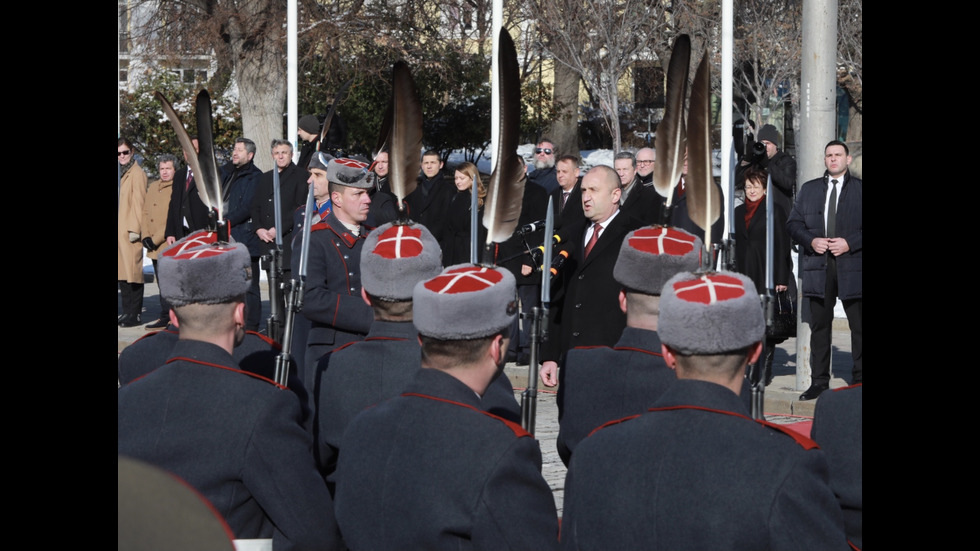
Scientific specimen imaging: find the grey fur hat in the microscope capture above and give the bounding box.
[613,226,703,295]
[307,151,334,173]
[298,114,320,135]
[413,264,518,340]
[361,222,443,301]
[158,242,252,307]
[659,270,764,355]
[757,124,780,146]
[326,157,373,189]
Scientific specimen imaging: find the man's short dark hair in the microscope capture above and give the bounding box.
[235,137,257,156]
[614,151,636,168]
[557,154,580,166]
[157,153,179,169]
[422,149,440,160]
[825,140,849,155]
[270,138,293,152]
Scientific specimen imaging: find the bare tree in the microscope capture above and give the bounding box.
[126,0,370,172]
[527,1,680,152]
[731,0,803,137]
[837,0,861,143]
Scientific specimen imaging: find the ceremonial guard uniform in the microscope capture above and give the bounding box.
[812,383,863,550]
[562,379,848,550]
[556,226,704,466]
[334,265,559,551]
[118,241,339,551]
[294,155,375,379]
[314,223,520,486]
[557,327,673,464]
[560,270,848,551]
[300,211,373,381]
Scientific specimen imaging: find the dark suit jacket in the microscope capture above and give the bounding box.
[787,171,862,300]
[545,211,644,366]
[550,179,585,231]
[619,176,660,226]
[165,167,210,239]
[405,172,455,243]
[250,162,309,267]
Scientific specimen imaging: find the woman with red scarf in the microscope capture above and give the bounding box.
[734,167,796,385]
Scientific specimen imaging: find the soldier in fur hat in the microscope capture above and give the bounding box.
[560,270,848,551]
[293,153,375,379]
[118,240,339,551]
[334,264,560,551]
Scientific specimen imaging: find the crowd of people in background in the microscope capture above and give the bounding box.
[119,113,862,550]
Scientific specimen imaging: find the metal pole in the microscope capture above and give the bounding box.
[721,0,733,248]
[797,0,838,392]
[288,0,299,163]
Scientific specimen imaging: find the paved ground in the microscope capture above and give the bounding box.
[120,277,855,515]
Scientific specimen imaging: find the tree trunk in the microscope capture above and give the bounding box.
[226,7,285,174]
[549,62,580,159]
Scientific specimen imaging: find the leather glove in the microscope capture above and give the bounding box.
[142,237,158,251]
[129,231,140,243]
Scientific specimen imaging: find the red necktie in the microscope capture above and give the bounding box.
[584,223,602,258]
[185,169,193,192]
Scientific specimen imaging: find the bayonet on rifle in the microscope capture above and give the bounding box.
[274,183,316,387]
[520,197,554,434]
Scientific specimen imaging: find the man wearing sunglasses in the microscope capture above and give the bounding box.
[528,139,559,194]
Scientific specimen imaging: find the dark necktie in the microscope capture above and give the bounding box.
[584,223,602,258]
[827,179,838,238]
[560,191,569,212]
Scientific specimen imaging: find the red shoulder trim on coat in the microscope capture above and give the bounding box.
[587,413,643,438]
[647,405,820,450]
[832,382,862,392]
[612,346,663,357]
[402,392,531,438]
[245,330,281,350]
[165,356,288,390]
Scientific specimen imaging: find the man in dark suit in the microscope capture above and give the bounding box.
[551,154,584,230]
[118,240,339,551]
[614,151,659,225]
[334,264,559,551]
[164,137,209,247]
[251,138,309,338]
[539,165,643,418]
[560,270,848,551]
[788,140,862,400]
[404,150,455,243]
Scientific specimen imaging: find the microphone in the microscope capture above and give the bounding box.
[548,249,571,279]
[519,219,548,234]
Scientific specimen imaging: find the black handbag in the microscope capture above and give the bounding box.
[766,290,797,341]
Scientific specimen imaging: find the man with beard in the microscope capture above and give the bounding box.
[528,138,559,194]
[221,137,264,330]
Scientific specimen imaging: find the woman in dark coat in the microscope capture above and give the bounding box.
[441,162,488,266]
[733,167,796,385]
